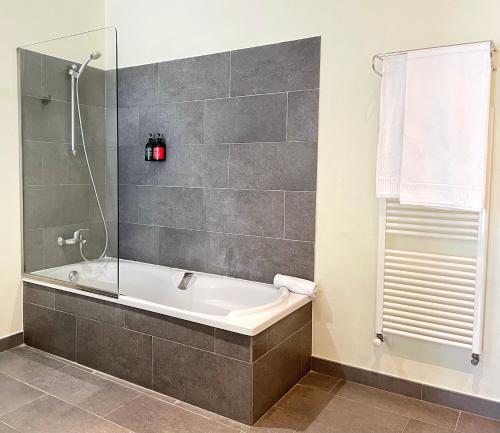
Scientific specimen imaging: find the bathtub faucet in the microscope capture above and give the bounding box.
[177,272,195,290]
[57,229,88,247]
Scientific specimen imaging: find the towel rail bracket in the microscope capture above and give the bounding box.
[372,40,496,76]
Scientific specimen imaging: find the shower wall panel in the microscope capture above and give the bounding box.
[118,37,320,283]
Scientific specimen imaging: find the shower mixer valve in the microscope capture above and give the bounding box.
[57,229,88,246]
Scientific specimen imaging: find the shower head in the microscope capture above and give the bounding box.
[77,51,102,77]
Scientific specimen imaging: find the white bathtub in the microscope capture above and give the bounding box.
[26,259,310,336]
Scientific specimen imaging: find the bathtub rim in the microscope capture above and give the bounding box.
[22,270,311,336]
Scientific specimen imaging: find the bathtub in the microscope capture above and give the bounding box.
[27,258,310,335]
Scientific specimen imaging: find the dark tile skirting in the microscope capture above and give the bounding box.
[0,332,24,353]
[312,356,500,421]
[23,281,312,424]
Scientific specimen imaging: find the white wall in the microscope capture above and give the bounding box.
[106,0,500,401]
[0,1,105,339]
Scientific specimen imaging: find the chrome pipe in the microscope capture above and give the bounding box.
[69,65,77,155]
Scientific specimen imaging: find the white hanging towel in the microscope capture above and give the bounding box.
[400,42,492,211]
[273,274,317,298]
[376,54,407,198]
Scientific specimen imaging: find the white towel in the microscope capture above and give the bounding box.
[273,274,317,298]
[376,54,407,198]
[400,42,491,211]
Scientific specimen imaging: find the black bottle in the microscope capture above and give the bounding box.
[145,133,154,161]
[153,132,166,161]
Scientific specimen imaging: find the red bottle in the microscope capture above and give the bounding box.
[153,133,166,161]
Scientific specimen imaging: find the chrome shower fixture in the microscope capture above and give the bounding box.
[68,51,101,155]
[66,50,109,262]
[76,51,102,78]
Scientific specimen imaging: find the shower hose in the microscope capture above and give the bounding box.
[75,77,109,262]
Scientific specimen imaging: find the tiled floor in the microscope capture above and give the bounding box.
[0,346,498,433]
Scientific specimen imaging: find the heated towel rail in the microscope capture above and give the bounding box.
[375,200,489,365]
[372,43,494,365]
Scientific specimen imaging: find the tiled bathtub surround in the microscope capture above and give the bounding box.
[20,49,117,272]
[23,282,313,424]
[118,37,320,283]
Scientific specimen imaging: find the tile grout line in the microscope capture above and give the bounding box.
[333,395,419,429]
[75,315,78,364]
[156,222,160,265]
[39,53,43,93]
[228,51,232,97]
[324,383,461,431]
[400,417,410,433]
[25,364,73,385]
[227,143,231,188]
[156,62,160,104]
[0,394,47,421]
[0,420,21,433]
[117,185,316,193]
[118,223,315,244]
[101,394,143,419]
[171,402,245,432]
[252,320,312,364]
[285,91,289,141]
[23,383,135,433]
[144,334,252,364]
[201,188,205,235]
[455,411,462,431]
[327,377,343,393]
[203,99,206,144]
[283,191,286,239]
[116,87,320,107]
[23,302,123,330]
[225,232,230,276]
[344,381,462,416]
[92,369,180,407]
[22,93,108,110]
[114,139,315,148]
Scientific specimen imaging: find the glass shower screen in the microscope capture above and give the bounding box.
[19,27,119,296]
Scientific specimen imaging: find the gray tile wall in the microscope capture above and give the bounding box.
[20,49,117,272]
[118,37,320,283]
[23,282,312,424]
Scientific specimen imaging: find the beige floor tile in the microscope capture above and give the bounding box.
[0,373,44,417]
[1,395,129,433]
[457,412,500,433]
[298,372,341,392]
[276,385,408,433]
[29,365,140,416]
[332,381,459,429]
[0,346,66,382]
[250,406,303,432]
[106,394,240,433]
[403,419,454,433]
[300,395,409,433]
